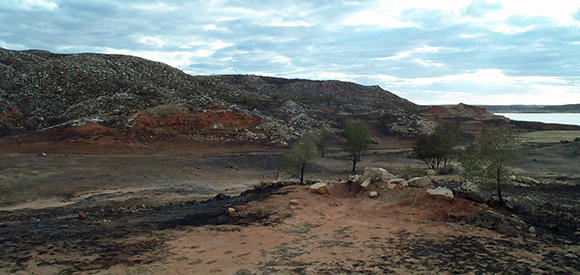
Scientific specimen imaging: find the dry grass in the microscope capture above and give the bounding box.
[519,130,580,143]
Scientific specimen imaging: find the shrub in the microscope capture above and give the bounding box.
[401,165,425,180]
[436,164,455,175]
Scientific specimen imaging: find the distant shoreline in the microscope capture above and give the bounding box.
[433,104,580,113]
[497,113,580,127]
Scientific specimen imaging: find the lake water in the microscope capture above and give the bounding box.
[496,113,580,126]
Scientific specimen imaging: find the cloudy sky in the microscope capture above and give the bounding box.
[1,0,580,105]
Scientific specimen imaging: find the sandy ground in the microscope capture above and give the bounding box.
[0,137,579,274]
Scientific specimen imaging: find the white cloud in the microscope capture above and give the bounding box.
[3,0,58,10]
[375,45,443,61]
[134,35,166,48]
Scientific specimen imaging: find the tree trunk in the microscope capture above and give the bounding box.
[496,167,504,205]
[300,162,305,185]
[351,154,358,175]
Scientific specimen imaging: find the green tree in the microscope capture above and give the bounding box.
[283,135,317,184]
[344,121,371,175]
[460,125,522,205]
[413,121,461,170]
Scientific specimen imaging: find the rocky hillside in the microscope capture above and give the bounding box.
[0,48,429,146]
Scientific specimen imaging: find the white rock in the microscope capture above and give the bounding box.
[361,178,371,190]
[408,177,433,188]
[363,167,396,182]
[226,207,236,216]
[387,178,408,187]
[369,191,379,198]
[348,175,363,183]
[427,187,454,201]
[387,183,397,190]
[310,182,328,194]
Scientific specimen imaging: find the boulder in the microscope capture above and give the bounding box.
[408,177,433,188]
[363,167,396,182]
[369,191,379,198]
[387,178,408,187]
[427,187,454,201]
[361,178,371,190]
[460,181,491,203]
[310,182,328,194]
[289,199,299,206]
[386,183,397,190]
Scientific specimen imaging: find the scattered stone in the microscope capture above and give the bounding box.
[37,152,47,157]
[226,207,236,216]
[348,175,363,184]
[363,167,396,182]
[408,177,433,188]
[78,211,87,219]
[387,178,408,187]
[386,183,397,190]
[289,199,299,206]
[369,191,379,198]
[310,182,328,194]
[427,186,454,201]
[528,226,536,234]
[329,202,341,207]
[361,178,371,190]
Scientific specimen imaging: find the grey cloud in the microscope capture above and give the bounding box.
[1,0,579,105]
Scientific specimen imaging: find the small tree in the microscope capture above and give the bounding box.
[283,135,317,184]
[344,121,370,175]
[460,125,522,205]
[413,121,461,170]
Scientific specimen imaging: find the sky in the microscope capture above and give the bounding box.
[1,0,580,105]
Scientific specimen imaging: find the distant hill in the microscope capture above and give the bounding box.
[0,47,427,146]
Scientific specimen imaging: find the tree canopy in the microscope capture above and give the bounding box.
[460,125,522,205]
[283,133,318,184]
[413,121,461,170]
[344,121,370,175]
